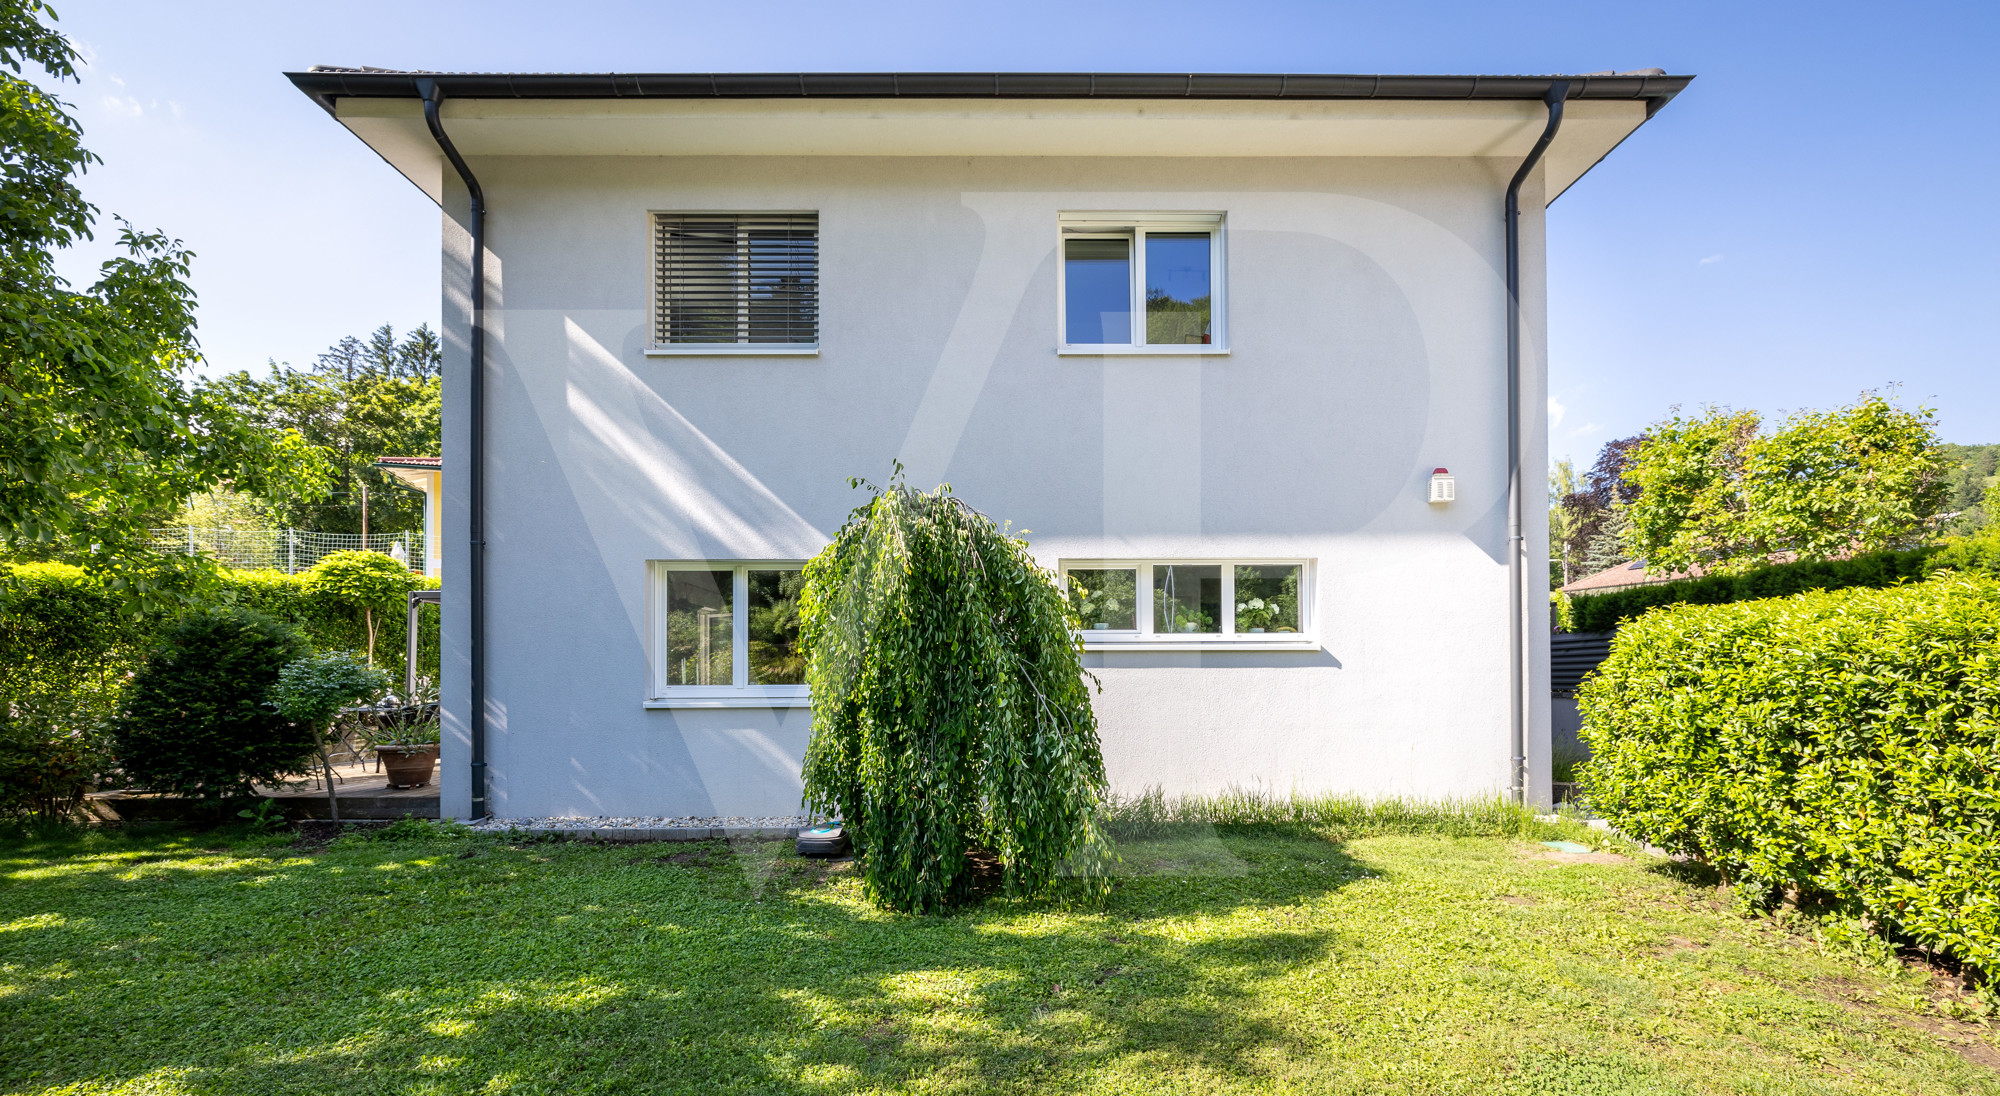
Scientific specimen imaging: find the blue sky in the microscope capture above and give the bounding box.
[49,0,2000,461]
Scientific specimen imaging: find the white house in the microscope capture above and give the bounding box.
[289,69,1689,820]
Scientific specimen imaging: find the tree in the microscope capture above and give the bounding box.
[1620,394,1948,575]
[799,477,1108,913]
[302,550,418,664]
[270,650,388,822]
[1551,436,1642,584]
[0,2,325,606]
[210,325,442,535]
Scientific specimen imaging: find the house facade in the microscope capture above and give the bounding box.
[290,70,1688,819]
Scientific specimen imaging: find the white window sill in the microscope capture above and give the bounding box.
[645,345,819,357]
[645,696,813,709]
[1082,636,1320,653]
[1059,345,1229,357]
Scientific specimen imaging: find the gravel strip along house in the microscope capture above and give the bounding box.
[287,68,1690,820]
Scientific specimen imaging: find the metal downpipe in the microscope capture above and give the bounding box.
[418,80,489,820]
[1505,80,1570,806]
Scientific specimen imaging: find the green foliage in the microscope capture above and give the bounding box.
[0,561,438,712]
[303,550,417,613]
[1937,442,2000,535]
[209,324,442,535]
[0,561,141,816]
[301,549,421,663]
[110,607,313,799]
[1620,395,1948,576]
[1565,545,1948,633]
[800,480,1108,913]
[270,651,388,733]
[1577,575,2000,976]
[0,3,329,606]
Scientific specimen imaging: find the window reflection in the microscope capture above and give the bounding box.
[1153,564,1222,634]
[1145,233,1211,345]
[748,569,805,684]
[1065,238,1131,344]
[666,570,733,685]
[1067,569,1137,630]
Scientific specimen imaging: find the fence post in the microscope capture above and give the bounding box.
[288,529,296,574]
[186,524,195,555]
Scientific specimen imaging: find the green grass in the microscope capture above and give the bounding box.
[1,814,1994,1095]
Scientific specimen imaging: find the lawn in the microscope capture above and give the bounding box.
[0,818,1993,1095]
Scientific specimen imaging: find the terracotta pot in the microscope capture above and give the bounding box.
[376,744,440,788]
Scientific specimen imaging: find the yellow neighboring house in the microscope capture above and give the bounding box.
[375,456,442,578]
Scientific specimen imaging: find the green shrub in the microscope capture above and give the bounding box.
[1567,545,1948,633]
[111,608,314,799]
[800,481,1107,913]
[1578,575,2000,975]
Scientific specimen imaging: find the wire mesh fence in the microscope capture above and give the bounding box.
[149,527,427,574]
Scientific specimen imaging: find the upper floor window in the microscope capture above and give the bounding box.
[650,213,819,355]
[1059,213,1226,355]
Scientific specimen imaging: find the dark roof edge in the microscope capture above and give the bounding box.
[286,70,1692,118]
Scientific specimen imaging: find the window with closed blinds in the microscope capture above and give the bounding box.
[653,213,819,348]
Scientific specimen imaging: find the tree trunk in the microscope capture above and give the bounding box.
[364,607,376,665]
[319,744,341,823]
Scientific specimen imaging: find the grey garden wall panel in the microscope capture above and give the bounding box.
[437,154,1553,819]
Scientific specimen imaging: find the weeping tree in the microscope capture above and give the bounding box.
[800,478,1108,913]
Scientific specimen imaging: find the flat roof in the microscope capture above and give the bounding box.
[288,68,1691,116]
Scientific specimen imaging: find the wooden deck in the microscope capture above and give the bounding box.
[89,759,440,822]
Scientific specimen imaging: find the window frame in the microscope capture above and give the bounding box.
[646,560,812,707]
[1059,558,1315,651]
[645,211,822,357]
[1057,213,1228,356]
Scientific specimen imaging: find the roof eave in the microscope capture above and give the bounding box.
[286,69,1692,117]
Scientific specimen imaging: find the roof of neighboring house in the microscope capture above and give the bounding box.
[374,456,442,470]
[1561,559,1703,596]
[288,68,1692,115]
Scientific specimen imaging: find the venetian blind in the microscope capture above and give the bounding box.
[653,213,819,346]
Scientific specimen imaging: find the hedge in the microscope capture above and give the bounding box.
[1578,574,2000,975]
[1564,537,2000,633]
[1,562,439,697]
[1,560,440,811]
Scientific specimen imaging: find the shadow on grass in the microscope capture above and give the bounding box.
[0,823,1375,1094]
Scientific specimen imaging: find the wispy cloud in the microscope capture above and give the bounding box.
[1699,253,1725,265]
[1547,395,1567,431]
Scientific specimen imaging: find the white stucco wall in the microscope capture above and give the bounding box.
[436,154,1553,819]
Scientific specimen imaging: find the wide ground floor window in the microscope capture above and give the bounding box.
[1060,560,1313,648]
[648,562,809,706]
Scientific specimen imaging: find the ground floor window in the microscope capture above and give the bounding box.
[649,562,808,703]
[1060,560,1311,647]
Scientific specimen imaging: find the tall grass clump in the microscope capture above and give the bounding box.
[1099,786,1560,842]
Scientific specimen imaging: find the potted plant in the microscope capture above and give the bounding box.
[366,676,441,789]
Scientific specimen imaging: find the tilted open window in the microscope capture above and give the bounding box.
[650,213,819,354]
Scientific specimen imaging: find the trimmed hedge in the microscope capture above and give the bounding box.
[0,560,439,808]
[1566,527,2000,634]
[1566,546,1942,633]
[1578,574,2000,975]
